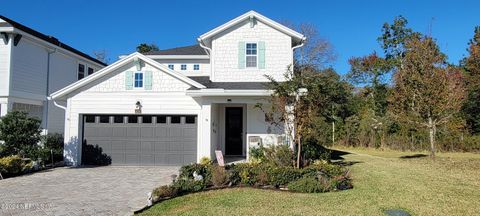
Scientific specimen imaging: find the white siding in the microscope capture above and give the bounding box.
[0,37,11,96]
[10,38,48,98]
[211,20,292,82]
[153,59,210,77]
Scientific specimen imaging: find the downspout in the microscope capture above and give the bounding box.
[43,48,56,134]
[291,37,306,69]
[197,38,213,81]
[48,97,67,111]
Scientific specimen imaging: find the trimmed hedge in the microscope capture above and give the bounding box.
[0,155,32,178]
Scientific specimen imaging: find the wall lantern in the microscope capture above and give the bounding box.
[135,101,142,114]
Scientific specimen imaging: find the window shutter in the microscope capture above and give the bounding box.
[258,41,266,69]
[125,71,133,90]
[238,41,245,69]
[144,71,153,90]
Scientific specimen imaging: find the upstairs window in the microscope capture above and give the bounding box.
[88,67,94,75]
[193,64,200,70]
[168,64,174,70]
[181,64,187,70]
[246,43,257,68]
[134,72,143,88]
[78,64,85,80]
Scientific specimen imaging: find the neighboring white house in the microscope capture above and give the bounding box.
[49,11,306,166]
[0,15,107,133]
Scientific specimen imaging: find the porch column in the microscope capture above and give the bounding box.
[0,101,12,117]
[199,102,212,162]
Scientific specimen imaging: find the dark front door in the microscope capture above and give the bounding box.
[225,107,243,155]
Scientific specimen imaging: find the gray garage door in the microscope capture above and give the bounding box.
[82,114,197,166]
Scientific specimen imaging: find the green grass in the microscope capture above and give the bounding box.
[138,147,480,216]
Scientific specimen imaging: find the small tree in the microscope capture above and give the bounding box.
[390,36,465,158]
[136,43,160,54]
[0,111,42,158]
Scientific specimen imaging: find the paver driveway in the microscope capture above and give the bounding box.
[0,166,179,216]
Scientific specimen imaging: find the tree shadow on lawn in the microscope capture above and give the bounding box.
[399,154,428,159]
[330,149,362,167]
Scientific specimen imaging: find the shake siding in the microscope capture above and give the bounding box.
[212,20,292,82]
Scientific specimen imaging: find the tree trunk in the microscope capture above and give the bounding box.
[332,121,335,145]
[428,117,436,159]
[296,136,302,169]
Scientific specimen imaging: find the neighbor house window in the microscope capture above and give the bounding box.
[246,43,257,68]
[168,64,174,70]
[134,72,143,88]
[78,64,85,80]
[88,67,94,75]
[181,64,187,70]
[193,64,200,70]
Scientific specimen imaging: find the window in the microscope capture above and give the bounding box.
[128,115,138,123]
[134,72,143,88]
[193,64,200,70]
[170,116,181,124]
[142,115,152,123]
[168,64,174,70]
[246,43,257,68]
[99,115,110,123]
[114,116,124,123]
[157,115,167,124]
[186,116,196,124]
[88,67,94,75]
[78,64,85,80]
[85,115,95,123]
[181,64,187,70]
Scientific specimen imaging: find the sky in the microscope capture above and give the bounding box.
[1,0,479,74]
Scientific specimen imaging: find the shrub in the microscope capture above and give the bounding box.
[331,173,353,190]
[268,166,303,187]
[39,133,64,164]
[264,144,295,167]
[211,165,229,187]
[288,177,332,193]
[225,164,241,185]
[249,146,266,161]
[0,155,24,176]
[199,157,212,165]
[152,185,178,201]
[173,178,207,193]
[0,111,41,158]
[179,163,212,183]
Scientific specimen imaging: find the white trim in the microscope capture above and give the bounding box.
[245,42,258,68]
[198,10,305,42]
[50,52,206,99]
[186,89,272,97]
[145,55,209,60]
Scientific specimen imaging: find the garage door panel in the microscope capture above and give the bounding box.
[112,127,127,137]
[83,114,197,166]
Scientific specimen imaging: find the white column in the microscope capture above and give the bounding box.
[0,102,12,117]
[199,102,212,162]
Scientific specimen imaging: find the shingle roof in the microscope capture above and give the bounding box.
[187,76,270,90]
[0,15,107,66]
[145,44,208,55]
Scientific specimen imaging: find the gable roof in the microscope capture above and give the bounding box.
[49,52,206,100]
[198,10,305,43]
[0,15,107,66]
[145,44,207,56]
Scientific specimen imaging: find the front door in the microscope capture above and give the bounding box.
[225,107,243,155]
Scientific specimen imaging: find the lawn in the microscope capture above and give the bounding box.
[138,147,480,215]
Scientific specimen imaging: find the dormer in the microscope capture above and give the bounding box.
[197,11,305,82]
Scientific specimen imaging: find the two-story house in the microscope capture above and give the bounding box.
[0,15,107,133]
[49,11,305,166]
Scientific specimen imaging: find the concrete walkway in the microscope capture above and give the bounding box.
[0,166,178,216]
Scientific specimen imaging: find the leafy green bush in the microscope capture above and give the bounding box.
[0,155,24,176]
[179,163,212,183]
[211,165,229,187]
[264,144,294,167]
[287,177,331,193]
[152,185,179,201]
[0,111,41,158]
[173,178,207,193]
[249,146,266,161]
[268,166,303,187]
